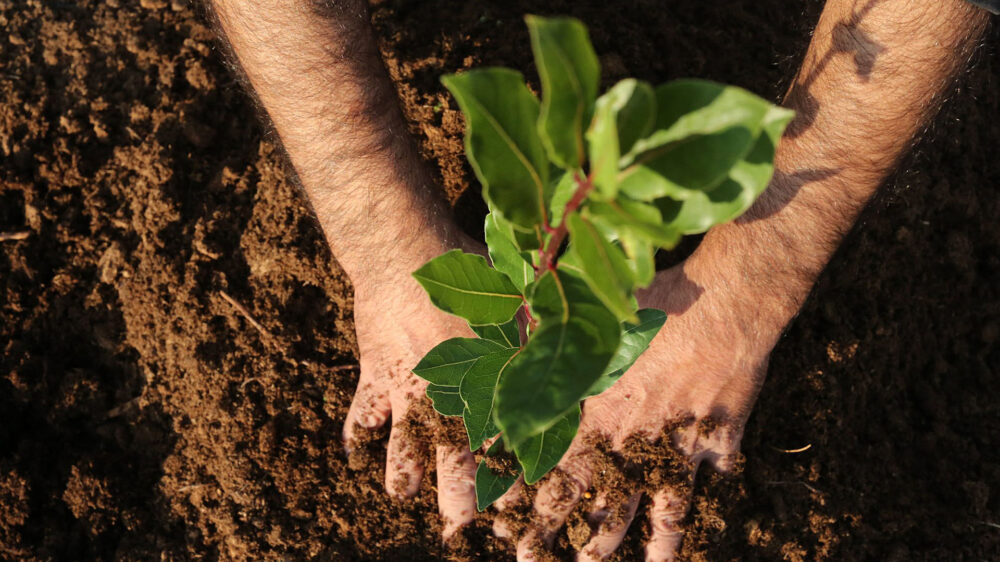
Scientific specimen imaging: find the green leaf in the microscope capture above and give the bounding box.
[564,213,637,323]
[461,349,519,451]
[471,319,521,348]
[413,337,507,385]
[413,250,524,325]
[485,213,534,293]
[585,308,667,397]
[619,80,773,201]
[475,439,522,511]
[587,79,656,198]
[619,232,656,287]
[585,199,677,285]
[496,269,620,447]
[415,337,507,418]
[587,200,681,250]
[614,80,657,157]
[513,405,580,484]
[442,69,550,228]
[548,171,577,228]
[655,105,794,234]
[489,207,542,251]
[626,79,774,164]
[426,384,465,416]
[526,15,600,169]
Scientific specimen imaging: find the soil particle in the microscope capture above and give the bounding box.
[483,447,519,477]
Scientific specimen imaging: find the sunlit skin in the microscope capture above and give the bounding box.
[210,0,987,559]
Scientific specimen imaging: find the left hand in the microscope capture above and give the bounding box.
[342,226,488,540]
[495,252,791,561]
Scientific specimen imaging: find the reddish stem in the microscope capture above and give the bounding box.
[539,172,593,272]
[522,173,592,334]
[522,304,538,336]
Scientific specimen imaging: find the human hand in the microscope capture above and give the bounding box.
[495,250,793,561]
[342,228,487,540]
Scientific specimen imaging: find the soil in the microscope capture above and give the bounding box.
[2,0,999,560]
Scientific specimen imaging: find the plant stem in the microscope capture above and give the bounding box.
[539,171,593,271]
[522,305,537,336]
[525,173,592,335]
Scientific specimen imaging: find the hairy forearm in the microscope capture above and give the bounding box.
[210,0,459,283]
[694,0,989,338]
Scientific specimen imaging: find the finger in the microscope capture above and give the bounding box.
[693,425,743,474]
[385,419,424,498]
[495,476,524,510]
[492,477,524,540]
[644,487,693,562]
[516,454,593,560]
[700,448,741,474]
[576,492,641,562]
[436,445,477,540]
[342,380,391,451]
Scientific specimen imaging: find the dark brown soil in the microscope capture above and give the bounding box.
[2,0,999,560]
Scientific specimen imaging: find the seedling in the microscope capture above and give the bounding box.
[411,15,793,509]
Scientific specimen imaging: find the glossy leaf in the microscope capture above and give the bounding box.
[548,171,577,228]
[496,269,620,447]
[656,105,795,234]
[587,79,656,197]
[442,69,550,228]
[489,207,542,251]
[413,250,523,325]
[619,231,656,287]
[587,199,680,250]
[564,213,637,323]
[585,308,667,397]
[625,79,773,164]
[615,80,657,157]
[475,439,522,511]
[415,337,507,417]
[426,384,465,416]
[514,405,580,484]
[413,337,507,385]
[472,319,521,348]
[461,349,519,451]
[619,80,774,201]
[527,15,600,169]
[485,213,534,293]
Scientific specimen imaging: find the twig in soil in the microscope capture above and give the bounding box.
[240,378,262,391]
[329,364,360,372]
[105,396,142,419]
[766,480,824,495]
[978,520,1000,530]
[219,290,275,341]
[0,230,31,241]
[194,240,223,259]
[769,443,812,454]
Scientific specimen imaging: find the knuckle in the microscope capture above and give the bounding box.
[535,474,587,516]
[438,454,476,485]
[442,478,475,497]
[596,516,629,537]
[347,393,390,429]
[651,504,687,533]
[362,408,389,428]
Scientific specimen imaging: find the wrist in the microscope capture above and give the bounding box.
[326,201,471,291]
[674,226,811,350]
[680,138,877,343]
